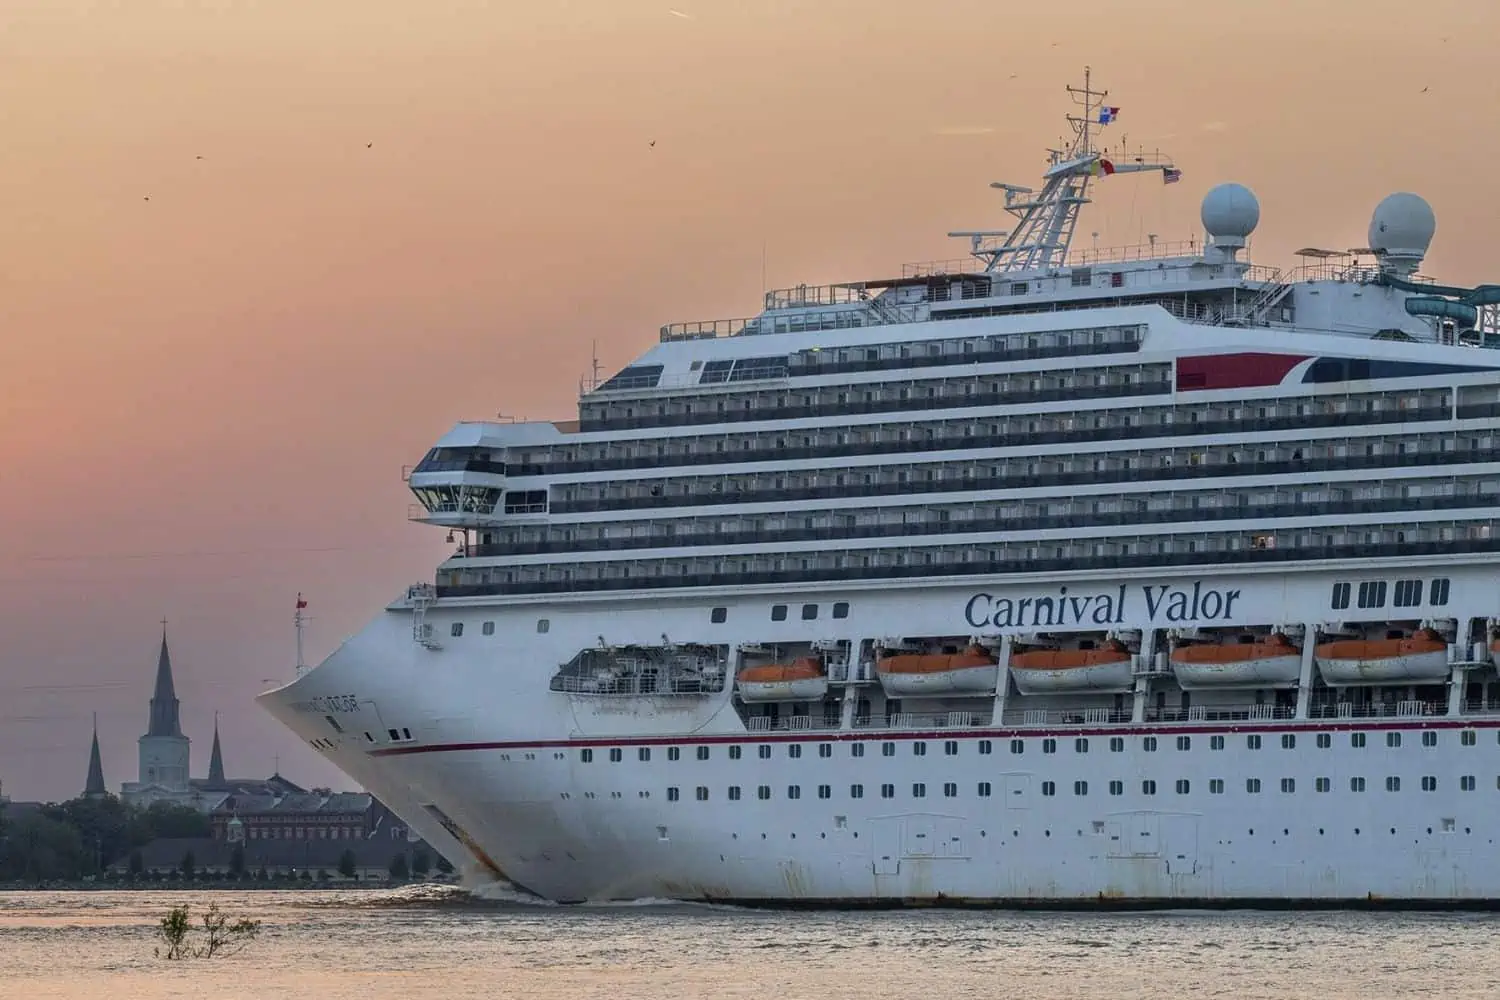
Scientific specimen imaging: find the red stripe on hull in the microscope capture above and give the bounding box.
[368,717,1496,757]
[1176,352,1309,391]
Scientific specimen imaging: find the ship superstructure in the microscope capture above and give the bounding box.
[262,71,1500,905]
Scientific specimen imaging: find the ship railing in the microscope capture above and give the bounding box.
[1003,709,1133,727]
[548,672,726,697]
[746,715,840,733]
[764,283,871,309]
[845,711,995,730]
[659,317,761,342]
[1312,700,1446,720]
[1463,699,1500,715]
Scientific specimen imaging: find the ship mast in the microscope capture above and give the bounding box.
[971,67,1175,274]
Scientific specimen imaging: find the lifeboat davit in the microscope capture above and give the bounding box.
[1314,629,1450,685]
[1008,640,1134,694]
[736,657,829,702]
[1171,634,1303,688]
[876,645,999,697]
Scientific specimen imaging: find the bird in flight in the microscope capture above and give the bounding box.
[650,140,656,147]
[366,142,373,148]
[1421,86,1429,93]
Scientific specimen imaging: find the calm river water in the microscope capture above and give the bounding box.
[3,886,1498,999]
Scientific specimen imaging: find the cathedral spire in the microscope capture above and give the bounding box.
[84,713,106,798]
[147,622,183,738]
[206,711,227,788]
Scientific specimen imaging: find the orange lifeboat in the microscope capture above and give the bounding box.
[876,645,999,697]
[1170,633,1303,687]
[1008,639,1133,694]
[736,656,829,702]
[1314,628,1449,685]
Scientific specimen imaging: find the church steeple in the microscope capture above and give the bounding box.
[147,622,183,738]
[206,712,227,788]
[84,713,106,798]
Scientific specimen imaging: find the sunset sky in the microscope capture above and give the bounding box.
[2,0,1497,800]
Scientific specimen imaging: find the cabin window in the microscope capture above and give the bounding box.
[1316,734,1331,749]
[850,784,864,798]
[1041,782,1056,797]
[536,619,549,634]
[943,782,958,798]
[771,604,788,621]
[710,607,727,623]
[481,621,495,636]
[819,743,832,758]
[638,748,651,761]
[787,785,802,799]
[1074,738,1089,753]
[1209,736,1225,750]
[850,744,865,758]
[1042,739,1057,754]
[1356,581,1387,609]
[832,602,850,619]
[1430,578,1451,605]
[1330,582,1351,609]
[1462,731,1477,746]
[1280,778,1295,793]
[944,741,958,756]
[1351,733,1367,748]
[666,787,679,801]
[729,746,742,759]
[977,782,992,797]
[695,787,709,801]
[978,740,992,755]
[698,746,712,760]
[668,747,681,760]
[787,745,801,759]
[1247,735,1262,749]
[609,748,622,762]
[1176,736,1191,751]
[1461,775,1476,791]
[1142,737,1158,752]
[450,622,464,637]
[757,785,772,800]
[757,746,770,759]
[1010,740,1024,754]
[1422,731,1438,747]
[1209,779,1225,794]
[1109,737,1124,752]
[912,783,926,798]
[1108,781,1123,796]
[882,742,895,757]
[1387,733,1402,748]
[1315,777,1332,792]
[800,603,818,621]
[1246,778,1262,793]
[880,784,895,799]
[1141,780,1156,796]
[580,749,593,762]
[912,742,927,757]
[1281,734,1296,749]
[1175,780,1190,795]
[1393,579,1422,607]
[1350,777,1366,792]
[1074,781,1089,796]
[1385,776,1401,792]
[818,785,831,799]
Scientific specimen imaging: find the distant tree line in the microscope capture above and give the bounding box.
[0,794,453,884]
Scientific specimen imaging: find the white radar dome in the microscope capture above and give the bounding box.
[1200,182,1261,249]
[1368,192,1435,262]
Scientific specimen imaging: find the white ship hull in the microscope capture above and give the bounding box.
[260,559,1500,905]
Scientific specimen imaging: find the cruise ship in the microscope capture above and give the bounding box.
[260,71,1500,905]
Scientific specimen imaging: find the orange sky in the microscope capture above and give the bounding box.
[1,0,1496,800]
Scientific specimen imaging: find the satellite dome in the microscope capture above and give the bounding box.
[1200,183,1261,247]
[1368,192,1435,260]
